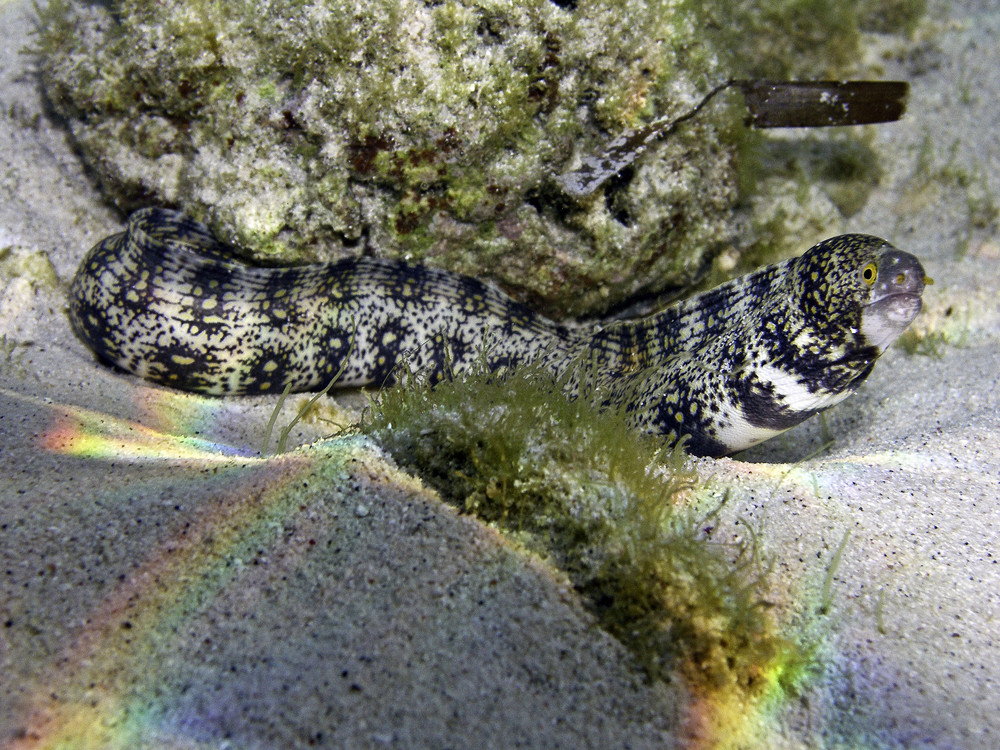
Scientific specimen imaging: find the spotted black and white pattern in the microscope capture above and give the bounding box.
[69,208,926,456]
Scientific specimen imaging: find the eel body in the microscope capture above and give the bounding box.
[69,208,926,456]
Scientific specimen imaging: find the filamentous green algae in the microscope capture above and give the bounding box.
[360,361,807,702]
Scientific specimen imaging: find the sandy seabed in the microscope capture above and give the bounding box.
[2,0,999,747]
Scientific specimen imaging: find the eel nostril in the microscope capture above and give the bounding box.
[883,252,927,294]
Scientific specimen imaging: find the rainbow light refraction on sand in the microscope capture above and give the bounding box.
[5,389,333,748]
[33,390,258,461]
[4,386,853,748]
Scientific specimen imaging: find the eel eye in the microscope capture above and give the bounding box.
[861,261,878,286]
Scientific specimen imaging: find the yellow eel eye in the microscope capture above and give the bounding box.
[861,261,878,286]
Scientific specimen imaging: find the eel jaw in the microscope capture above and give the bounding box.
[860,249,927,352]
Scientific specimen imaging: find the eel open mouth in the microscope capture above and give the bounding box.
[861,249,928,350]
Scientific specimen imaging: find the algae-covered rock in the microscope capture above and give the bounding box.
[36,0,919,316]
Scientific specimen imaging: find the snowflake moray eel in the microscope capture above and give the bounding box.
[69,208,927,456]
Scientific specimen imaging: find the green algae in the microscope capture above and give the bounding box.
[0,244,59,289]
[896,301,971,359]
[0,244,59,382]
[901,134,999,258]
[0,335,30,381]
[818,528,851,616]
[359,358,808,695]
[35,0,921,318]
